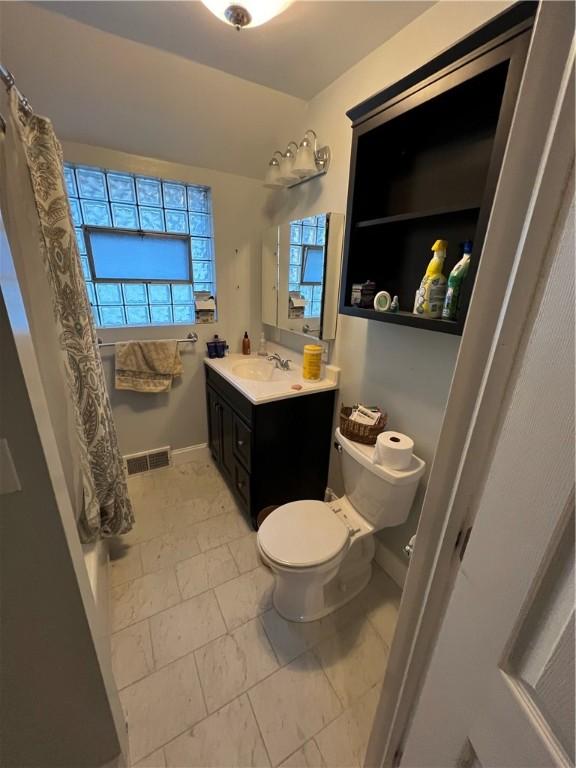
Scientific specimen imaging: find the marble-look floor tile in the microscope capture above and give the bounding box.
[140,526,200,574]
[279,740,325,768]
[122,504,169,546]
[229,533,262,574]
[315,684,381,768]
[111,569,180,633]
[260,609,338,666]
[176,545,239,600]
[195,617,279,712]
[120,652,206,764]
[313,618,387,708]
[164,694,270,768]
[181,474,230,502]
[193,510,251,552]
[111,620,154,690]
[360,566,401,649]
[215,566,274,631]
[133,746,166,767]
[248,651,342,766]
[163,497,217,530]
[109,542,143,588]
[150,590,226,668]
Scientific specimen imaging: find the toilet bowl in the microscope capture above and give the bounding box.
[257,428,425,622]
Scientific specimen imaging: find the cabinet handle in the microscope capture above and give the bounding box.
[237,479,245,489]
[237,439,245,447]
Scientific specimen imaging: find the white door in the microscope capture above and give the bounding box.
[401,179,575,767]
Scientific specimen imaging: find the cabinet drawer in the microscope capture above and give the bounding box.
[233,459,250,510]
[233,415,251,471]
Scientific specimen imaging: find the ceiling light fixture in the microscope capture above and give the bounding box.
[201,1,292,30]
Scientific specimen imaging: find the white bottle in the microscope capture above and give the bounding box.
[257,332,268,356]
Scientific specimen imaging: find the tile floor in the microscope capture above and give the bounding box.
[110,454,401,768]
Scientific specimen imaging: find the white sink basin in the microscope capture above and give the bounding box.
[204,349,339,405]
[231,360,294,382]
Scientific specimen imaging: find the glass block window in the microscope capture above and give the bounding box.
[65,163,216,327]
[288,215,326,318]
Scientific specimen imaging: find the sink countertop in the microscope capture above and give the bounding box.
[204,343,340,405]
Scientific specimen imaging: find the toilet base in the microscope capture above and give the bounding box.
[272,561,373,623]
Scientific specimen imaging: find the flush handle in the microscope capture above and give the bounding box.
[334,441,342,453]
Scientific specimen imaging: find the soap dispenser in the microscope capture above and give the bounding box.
[257,332,268,356]
[242,331,251,355]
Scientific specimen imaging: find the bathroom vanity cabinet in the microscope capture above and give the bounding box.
[340,3,535,335]
[205,366,336,529]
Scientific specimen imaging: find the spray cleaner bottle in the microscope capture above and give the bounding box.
[413,239,448,319]
[442,241,472,320]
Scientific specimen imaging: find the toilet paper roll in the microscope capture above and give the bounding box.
[373,431,414,470]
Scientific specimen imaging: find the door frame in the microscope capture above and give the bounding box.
[366,4,576,766]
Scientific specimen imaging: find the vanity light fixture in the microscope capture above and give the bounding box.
[263,131,331,190]
[201,1,292,30]
[263,151,285,189]
[277,142,300,184]
[293,130,323,178]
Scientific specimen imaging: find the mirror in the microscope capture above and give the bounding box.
[261,213,344,341]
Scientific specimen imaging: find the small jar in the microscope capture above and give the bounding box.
[302,344,322,381]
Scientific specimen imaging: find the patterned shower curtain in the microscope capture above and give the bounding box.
[1,89,133,542]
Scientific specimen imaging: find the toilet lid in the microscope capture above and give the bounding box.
[258,501,349,568]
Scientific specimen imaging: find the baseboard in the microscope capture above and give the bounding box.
[374,539,408,590]
[171,443,210,465]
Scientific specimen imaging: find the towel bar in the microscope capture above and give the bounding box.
[97,332,199,348]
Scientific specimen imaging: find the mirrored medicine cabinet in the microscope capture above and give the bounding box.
[262,212,344,341]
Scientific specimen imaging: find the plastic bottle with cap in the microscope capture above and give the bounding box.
[442,240,472,320]
[257,332,268,356]
[413,239,448,319]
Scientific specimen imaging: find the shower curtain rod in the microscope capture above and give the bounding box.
[0,63,33,132]
[97,332,199,348]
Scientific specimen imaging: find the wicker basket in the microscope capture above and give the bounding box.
[339,405,388,445]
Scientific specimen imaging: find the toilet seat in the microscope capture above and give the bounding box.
[258,500,349,568]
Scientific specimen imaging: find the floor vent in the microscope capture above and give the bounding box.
[125,447,172,476]
[148,450,171,471]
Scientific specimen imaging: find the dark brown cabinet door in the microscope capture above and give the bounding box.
[233,415,251,471]
[207,387,222,463]
[220,398,235,482]
[233,460,250,510]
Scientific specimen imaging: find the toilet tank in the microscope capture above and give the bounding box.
[335,428,426,529]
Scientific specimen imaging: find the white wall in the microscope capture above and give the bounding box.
[63,143,268,455]
[266,1,511,575]
[0,1,306,179]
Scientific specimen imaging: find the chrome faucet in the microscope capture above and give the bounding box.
[267,352,292,370]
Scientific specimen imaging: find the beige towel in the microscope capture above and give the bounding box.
[115,341,183,393]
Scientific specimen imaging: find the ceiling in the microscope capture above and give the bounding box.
[39,1,434,99]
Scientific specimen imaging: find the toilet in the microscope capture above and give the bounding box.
[257,427,425,622]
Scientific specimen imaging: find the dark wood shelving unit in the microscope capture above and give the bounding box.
[355,206,481,230]
[340,3,535,335]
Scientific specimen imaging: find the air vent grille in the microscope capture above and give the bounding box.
[148,450,170,470]
[126,455,149,476]
[125,447,171,476]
